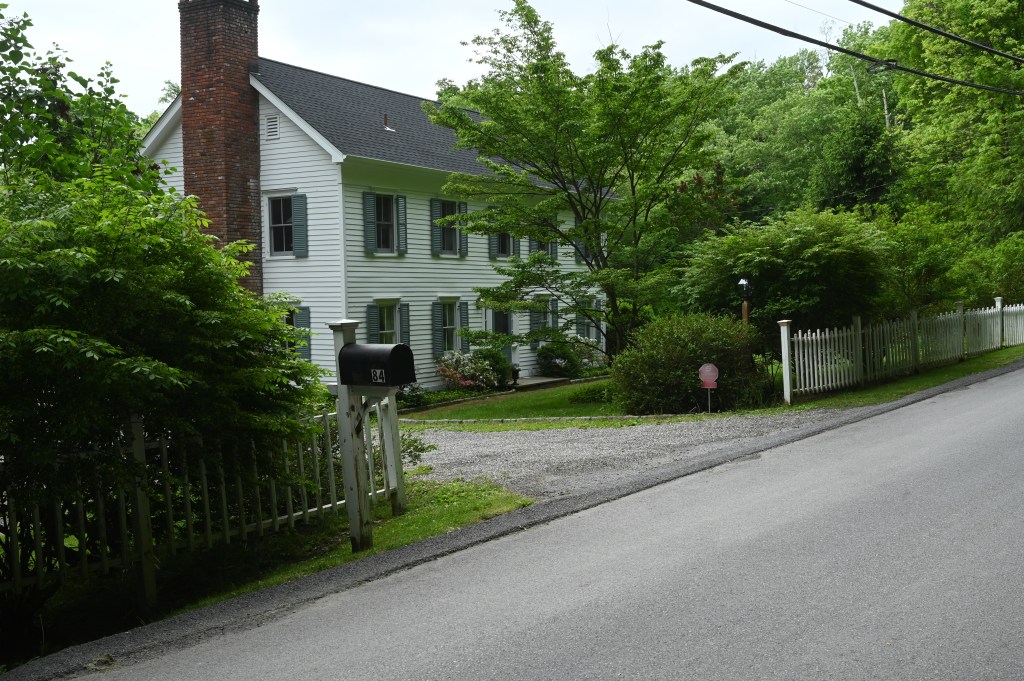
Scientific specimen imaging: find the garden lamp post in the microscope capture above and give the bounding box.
[738,278,751,324]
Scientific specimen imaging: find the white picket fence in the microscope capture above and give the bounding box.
[780,298,1024,403]
[0,401,404,603]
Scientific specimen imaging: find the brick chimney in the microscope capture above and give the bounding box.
[179,0,263,294]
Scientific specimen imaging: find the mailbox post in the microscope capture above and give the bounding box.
[330,320,373,551]
[330,319,417,552]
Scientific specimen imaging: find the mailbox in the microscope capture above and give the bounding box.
[337,343,416,388]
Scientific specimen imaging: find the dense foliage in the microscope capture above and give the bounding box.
[0,173,326,500]
[0,6,325,499]
[426,0,743,356]
[611,314,768,414]
[680,208,892,349]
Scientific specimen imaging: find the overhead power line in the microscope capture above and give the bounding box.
[682,0,1024,96]
[846,0,1024,66]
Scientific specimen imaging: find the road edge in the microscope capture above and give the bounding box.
[13,358,1024,680]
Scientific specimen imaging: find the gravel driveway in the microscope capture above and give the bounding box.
[416,407,869,499]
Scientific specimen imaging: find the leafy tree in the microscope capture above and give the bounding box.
[0,4,324,515]
[0,172,326,502]
[881,0,1024,240]
[679,208,891,350]
[424,0,742,355]
[712,25,903,218]
[0,6,155,187]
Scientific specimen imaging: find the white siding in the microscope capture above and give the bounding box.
[143,106,593,390]
[146,125,185,194]
[340,158,588,388]
[259,97,346,375]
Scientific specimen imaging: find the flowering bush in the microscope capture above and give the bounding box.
[566,334,607,368]
[435,351,500,390]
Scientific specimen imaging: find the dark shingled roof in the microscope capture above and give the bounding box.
[253,58,485,175]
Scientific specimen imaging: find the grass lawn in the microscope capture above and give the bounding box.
[405,379,619,421]
[404,345,1024,428]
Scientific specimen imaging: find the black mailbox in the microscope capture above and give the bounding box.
[337,343,416,388]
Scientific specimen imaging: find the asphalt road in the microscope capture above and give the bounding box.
[53,366,1024,680]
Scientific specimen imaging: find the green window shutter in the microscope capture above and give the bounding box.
[513,237,521,257]
[528,238,540,254]
[549,298,559,329]
[396,195,408,255]
[365,304,380,343]
[575,310,587,337]
[431,301,444,358]
[293,306,311,360]
[399,302,411,345]
[548,241,558,261]
[362,192,376,254]
[430,199,442,256]
[574,239,584,264]
[529,306,541,350]
[459,301,470,353]
[488,234,498,260]
[458,202,469,257]
[292,194,308,258]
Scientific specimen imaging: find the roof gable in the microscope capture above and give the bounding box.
[253,58,484,175]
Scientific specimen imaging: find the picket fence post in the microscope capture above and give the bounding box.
[129,416,157,609]
[779,320,793,405]
[996,297,1004,348]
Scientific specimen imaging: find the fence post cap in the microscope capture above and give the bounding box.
[778,319,792,327]
[327,319,361,332]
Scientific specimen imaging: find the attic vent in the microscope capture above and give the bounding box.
[265,114,280,140]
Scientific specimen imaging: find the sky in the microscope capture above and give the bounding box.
[9,0,904,116]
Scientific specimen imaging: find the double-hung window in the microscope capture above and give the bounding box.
[440,201,459,255]
[430,199,468,257]
[376,195,395,252]
[362,192,407,255]
[497,233,512,257]
[432,299,470,357]
[268,193,308,257]
[378,303,397,344]
[441,302,458,351]
[270,197,293,255]
[366,301,410,344]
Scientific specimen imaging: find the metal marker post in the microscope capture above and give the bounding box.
[329,320,373,551]
[699,363,718,414]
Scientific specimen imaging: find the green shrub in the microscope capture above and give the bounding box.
[396,383,428,409]
[471,347,514,389]
[537,343,582,378]
[566,381,613,404]
[611,313,769,414]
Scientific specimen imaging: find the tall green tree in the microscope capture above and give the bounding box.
[0,6,154,187]
[882,0,1024,240]
[424,0,742,355]
[679,208,892,351]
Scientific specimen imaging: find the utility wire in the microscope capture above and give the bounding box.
[780,0,854,26]
[846,0,1024,66]
[682,0,1024,96]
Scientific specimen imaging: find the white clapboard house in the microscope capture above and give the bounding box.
[144,0,598,387]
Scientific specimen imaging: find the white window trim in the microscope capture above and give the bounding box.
[264,188,298,258]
